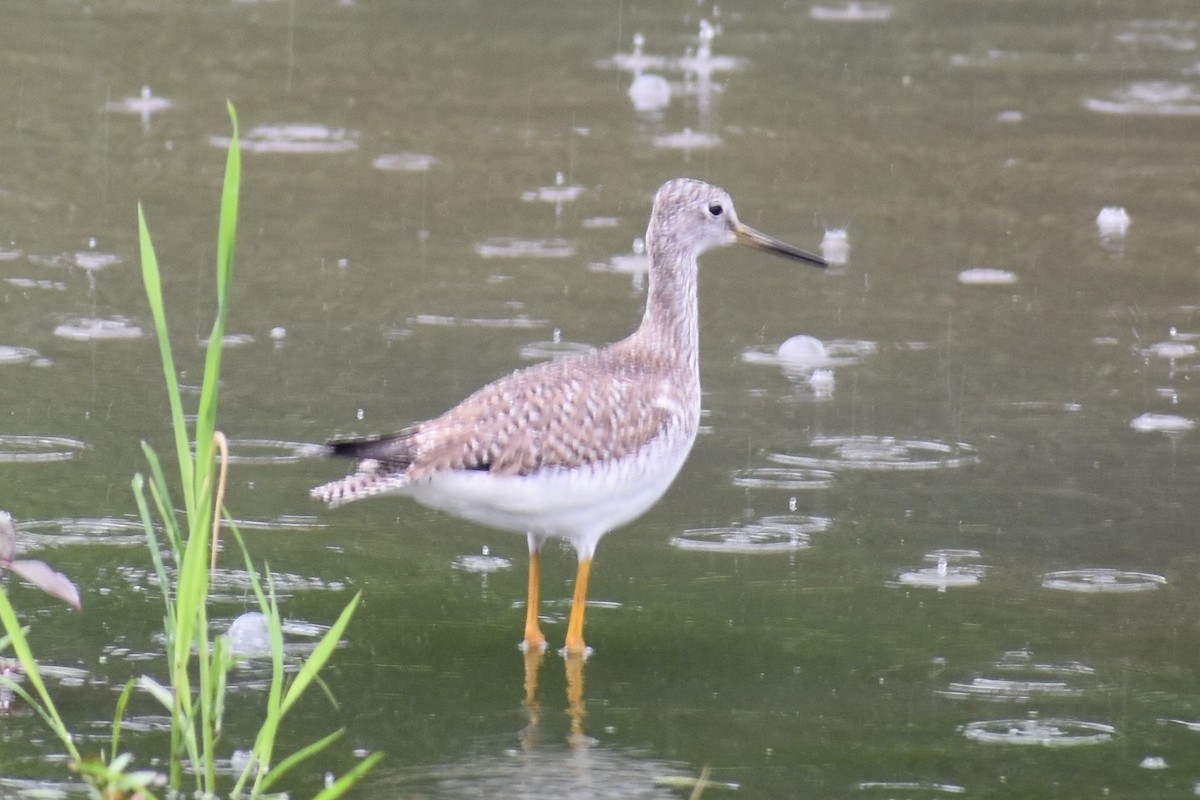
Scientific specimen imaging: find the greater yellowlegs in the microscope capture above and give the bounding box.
[311,178,826,655]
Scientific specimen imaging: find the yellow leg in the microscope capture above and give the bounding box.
[523,549,547,651]
[563,557,592,656]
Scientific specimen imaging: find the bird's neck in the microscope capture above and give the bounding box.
[635,232,700,374]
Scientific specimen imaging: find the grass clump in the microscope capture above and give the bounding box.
[0,102,378,799]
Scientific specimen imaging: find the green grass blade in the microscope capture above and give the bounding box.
[280,592,361,718]
[311,752,384,800]
[110,678,137,758]
[216,101,240,306]
[137,203,195,521]
[0,590,80,761]
[193,103,240,492]
[140,443,184,557]
[259,728,345,792]
[137,675,174,711]
[132,473,174,624]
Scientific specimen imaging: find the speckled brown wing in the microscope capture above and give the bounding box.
[401,346,687,480]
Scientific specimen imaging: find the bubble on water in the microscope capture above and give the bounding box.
[776,335,830,369]
[629,73,671,112]
[996,110,1024,123]
[1140,755,1168,770]
[228,612,271,656]
[958,268,1017,286]
[961,716,1114,747]
[743,338,873,377]
[1096,206,1131,241]
[1041,568,1166,593]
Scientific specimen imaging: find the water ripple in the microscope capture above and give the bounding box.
[0,346,43,365]
[220,438,327,465]
[372,152,438,172]
[1041,568,1166,593]
[1086,81,1200,116]
[17,517,146,548]
[730,467,835,490]
[771,436,979,472]
[671,515,831,554]
[0,435,87,463]
[211,124,359,154]
[53,317,143,341]
[451,552,513,573]
[473,238,576,259]
[961,717,1114,747]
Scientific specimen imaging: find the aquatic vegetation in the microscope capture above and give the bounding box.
[0,104,377,799]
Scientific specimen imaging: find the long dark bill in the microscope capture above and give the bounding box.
[734,222,828,268]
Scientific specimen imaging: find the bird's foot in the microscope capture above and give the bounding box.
[558,643,593,661]
[519,636,548,654]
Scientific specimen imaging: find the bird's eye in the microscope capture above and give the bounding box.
[707,202,723,217]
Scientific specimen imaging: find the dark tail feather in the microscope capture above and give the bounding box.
[325,430,417,468]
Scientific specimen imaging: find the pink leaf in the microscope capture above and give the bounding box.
[7,560,82,610]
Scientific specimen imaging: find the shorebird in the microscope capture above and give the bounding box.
[311,178,826,656]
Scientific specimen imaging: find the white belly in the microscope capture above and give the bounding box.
[401,429,696,558]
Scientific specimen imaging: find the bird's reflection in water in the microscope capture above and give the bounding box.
[388,649,695,797]
[520,647,587,749]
